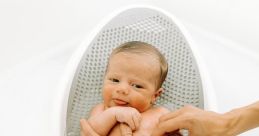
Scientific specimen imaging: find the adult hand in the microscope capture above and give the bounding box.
[80,119,100,136]
[152,105,229,136]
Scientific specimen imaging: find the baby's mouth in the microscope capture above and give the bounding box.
[113,98,128,106]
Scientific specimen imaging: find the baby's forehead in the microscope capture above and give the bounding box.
[113,53,158,67]
[110,51,159,62]
[111,52,160,68]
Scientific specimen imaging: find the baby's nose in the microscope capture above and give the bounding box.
[116,83,129,95]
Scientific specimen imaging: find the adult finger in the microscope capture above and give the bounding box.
[159,108,184,122]
[153,116,190,136]
[160,105,195,122]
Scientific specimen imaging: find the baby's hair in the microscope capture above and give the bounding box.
[109,41,168,89]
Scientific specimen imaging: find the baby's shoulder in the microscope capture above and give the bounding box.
[150,106,170,115]
[141,106,169,119]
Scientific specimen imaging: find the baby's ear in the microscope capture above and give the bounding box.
[152,88,164,103]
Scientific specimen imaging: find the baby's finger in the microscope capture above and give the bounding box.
[120,123,133,136]
[125,116,136,131]
[132,112,141,129]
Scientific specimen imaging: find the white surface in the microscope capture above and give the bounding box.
[185,23,259,135]
[0,21,258,136]
[1,1,259,135]
[0,40,78,136]
[1,0,259,73]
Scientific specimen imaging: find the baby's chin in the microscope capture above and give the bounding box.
[108,103,130,108]
[104,102,136,110]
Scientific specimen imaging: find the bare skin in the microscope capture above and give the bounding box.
[80,42,173,136]
[86,103,169,136]
[152,101,259,136]
[80,119,99,136]
[82,52,171,136]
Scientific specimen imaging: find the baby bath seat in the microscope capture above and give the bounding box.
[60,6,216,136]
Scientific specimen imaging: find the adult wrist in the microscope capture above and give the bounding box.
[222,108,244,136]
[206,112,234,136]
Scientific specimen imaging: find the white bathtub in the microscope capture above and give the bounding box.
[0,4,258,136]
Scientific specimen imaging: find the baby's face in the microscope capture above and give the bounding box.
[102,52,162,112]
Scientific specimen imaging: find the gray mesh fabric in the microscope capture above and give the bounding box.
[66,8,203,136]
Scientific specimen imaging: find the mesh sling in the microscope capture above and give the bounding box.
[66,7,203,136]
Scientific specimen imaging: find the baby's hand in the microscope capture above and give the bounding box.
[111,107,141,131]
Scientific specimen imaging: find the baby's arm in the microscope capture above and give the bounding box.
[87,104,117,136]
[87,104,141,136]
[108,123,133,136]
[109,106,171,136]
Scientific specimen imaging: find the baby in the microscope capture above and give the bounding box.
[85,41,171,136]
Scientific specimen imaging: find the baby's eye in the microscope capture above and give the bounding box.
[110,78,119,83]
[132,84,143,89]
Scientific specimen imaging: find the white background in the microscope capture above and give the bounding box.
[0,0,258,135]
[1,0,259,73]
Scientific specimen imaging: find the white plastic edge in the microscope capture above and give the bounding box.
[55,4,219,136]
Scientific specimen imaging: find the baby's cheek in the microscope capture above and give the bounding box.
[132,100,151,112]
[102,89,112,104]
